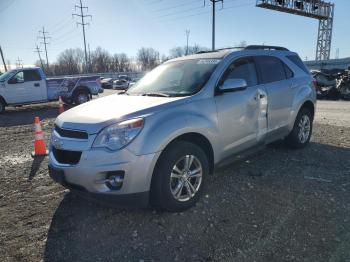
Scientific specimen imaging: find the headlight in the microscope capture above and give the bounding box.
[92,118,144,150]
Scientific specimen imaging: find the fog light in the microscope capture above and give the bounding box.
[106,171,124,190]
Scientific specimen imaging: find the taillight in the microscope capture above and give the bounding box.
[312,79,317,89]
[96,78,101,85]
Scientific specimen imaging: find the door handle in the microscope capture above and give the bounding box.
[34,83,40,87]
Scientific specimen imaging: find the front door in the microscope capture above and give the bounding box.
[6,69,46,104]
[215,56,267,159]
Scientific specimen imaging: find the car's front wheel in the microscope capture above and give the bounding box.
[0,100,5,114]
[286,108,313,149]
[151,141,208,212]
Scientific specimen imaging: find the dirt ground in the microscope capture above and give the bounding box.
[0,95,350,262]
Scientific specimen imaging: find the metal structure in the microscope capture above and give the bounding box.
[38,26,50,69]
[35,45,45,69]
[256,0,335,61]
[73,0,92,73]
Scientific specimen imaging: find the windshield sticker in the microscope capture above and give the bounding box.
[197,59,221,65]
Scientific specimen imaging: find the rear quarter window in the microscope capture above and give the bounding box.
[286,55,310,75]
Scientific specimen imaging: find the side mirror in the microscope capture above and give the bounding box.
[219,78,247,93]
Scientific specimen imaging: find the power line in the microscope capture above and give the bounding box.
[156,4,204,18]
[159,2,254,22]
[152,0,200,13]
[38,26,50,70]
[73,0,92,73]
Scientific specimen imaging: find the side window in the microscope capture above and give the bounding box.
[24,70,41,81]
[219,57,257,87]
[256,56,286,84]
[284,63,294,79]
[286,55,310,74]
[8,71,24,84]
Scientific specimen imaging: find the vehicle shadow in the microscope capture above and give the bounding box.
[43,142,350,262]
[0,103,74,127]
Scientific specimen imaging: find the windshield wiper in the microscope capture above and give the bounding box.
[141,92,170,97]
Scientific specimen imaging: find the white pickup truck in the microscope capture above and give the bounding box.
[0,67,103,113]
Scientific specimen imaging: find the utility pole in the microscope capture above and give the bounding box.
[73,0,92,73]
[16,57,23,68]
[0,45,7,72]
[185,29,190,55]
[209,0,223,51]
[35,45,45,69]
[38,26,50,70]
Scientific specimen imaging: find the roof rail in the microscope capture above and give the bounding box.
[245,45,289,51]
[195,46,245,54]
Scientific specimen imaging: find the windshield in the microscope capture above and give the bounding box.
[126,59,221,97]
[0,70,16,82]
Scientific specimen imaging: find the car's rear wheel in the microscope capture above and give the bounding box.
[286,108,313,149]
[74,90,90,105]
[151,141,208,212]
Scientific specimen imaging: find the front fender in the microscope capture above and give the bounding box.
[127,104,220,161]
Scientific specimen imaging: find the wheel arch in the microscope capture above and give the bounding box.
[0,95,7,106]
[158,132,215,175]
[300,100,315,120]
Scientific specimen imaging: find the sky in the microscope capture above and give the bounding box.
[0,0,349,68]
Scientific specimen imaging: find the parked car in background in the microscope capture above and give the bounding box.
[0,67,103,113]
[49,45,316,211]
[112,75,132,90]
[101,77,113,89]
[112,78,129,90]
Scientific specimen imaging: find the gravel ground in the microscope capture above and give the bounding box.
[0,96,350,262]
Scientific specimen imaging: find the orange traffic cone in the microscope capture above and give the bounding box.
[58,96,65,114]
[31,117,48,157]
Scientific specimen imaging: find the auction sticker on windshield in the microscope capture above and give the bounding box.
[197,59,221,65]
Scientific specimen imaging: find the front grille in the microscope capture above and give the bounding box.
[55,125,88,139]
[52,147,82,165]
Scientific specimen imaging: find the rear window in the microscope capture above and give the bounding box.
[255,56,286,84]
[286,55,310,74]
[24,70,41,81]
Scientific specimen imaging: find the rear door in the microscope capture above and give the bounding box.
[255,56,294,140]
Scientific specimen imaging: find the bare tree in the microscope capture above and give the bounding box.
[53,48,84,75]
[91,47,112,73]
[169,44,209,58]
[137,47,160,71]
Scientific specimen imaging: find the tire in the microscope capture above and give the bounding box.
[61,97,73,105]
[286,108,313,149]
[0,99,5,114]
[74,90,90,105]
[150,141,209,212]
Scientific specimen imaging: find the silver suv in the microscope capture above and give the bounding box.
[49,45,316,211]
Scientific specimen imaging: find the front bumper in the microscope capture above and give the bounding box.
[48,131,161,207]
[48,165,149,207]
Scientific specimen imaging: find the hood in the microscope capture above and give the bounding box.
[55,94,186,134]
